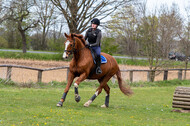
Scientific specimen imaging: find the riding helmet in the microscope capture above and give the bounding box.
[91,18,100,25]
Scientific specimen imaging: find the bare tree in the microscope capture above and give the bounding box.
[6,0,39,53]
[35,0,56,50]
[50,0,135,33]
[178,5,190,79]
[106,5,139,58]
[136,2,183,82]
[158,4,182,58]
[0,0,9,24]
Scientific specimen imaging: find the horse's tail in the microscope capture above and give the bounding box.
[116,69,133,96]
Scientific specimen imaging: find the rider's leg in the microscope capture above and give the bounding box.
[91,46,102,74]
[96,55,102,74]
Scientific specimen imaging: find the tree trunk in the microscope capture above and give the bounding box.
[149,70,155,82]
[42,34,47,50]
[69,22,79,33]
[19,30,27,53]
[42,26,47,50]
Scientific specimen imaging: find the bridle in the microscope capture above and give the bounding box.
[64,38,76,54]
[64,37,86,55]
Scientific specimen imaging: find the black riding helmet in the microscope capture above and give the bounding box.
[91,18,100,25]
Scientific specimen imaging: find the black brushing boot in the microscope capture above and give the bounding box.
[96,56,102,74]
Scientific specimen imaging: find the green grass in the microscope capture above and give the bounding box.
[0,80,190,126]
[0,51,65,61]
[115,58,149,66]
[0,51,190,67]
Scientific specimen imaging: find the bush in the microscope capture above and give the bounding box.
[0,36,8,48]
[101,37,119,55]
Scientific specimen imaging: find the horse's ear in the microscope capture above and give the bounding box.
[64,33,68,38]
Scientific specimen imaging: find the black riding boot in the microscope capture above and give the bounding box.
[96,56,102,74]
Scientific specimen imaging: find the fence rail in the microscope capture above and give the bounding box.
[0,65,69,82]
[0,64,189,83]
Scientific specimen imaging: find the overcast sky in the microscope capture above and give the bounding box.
[146,0,189,17]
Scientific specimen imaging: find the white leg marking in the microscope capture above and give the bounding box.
[74,83,78,88]
[95,91,99,96]
[101,104,107,108]
[84,100,92,107]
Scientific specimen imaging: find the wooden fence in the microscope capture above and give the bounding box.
[120,69,185,82]
[0,64,189,83]
[0,65,69,82]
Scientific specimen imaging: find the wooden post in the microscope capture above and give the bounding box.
[147,71,150,82]
[111,77,116,84]
[38,70,43,83]
[178,70,182,80]
[6,66,12,80]
[66,68,70,82]
[129,71,133,83]
[163,70,168,81]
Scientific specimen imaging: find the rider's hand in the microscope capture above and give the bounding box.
[85,44,90,48]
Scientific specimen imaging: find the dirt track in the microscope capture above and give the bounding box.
[0,58,185,83]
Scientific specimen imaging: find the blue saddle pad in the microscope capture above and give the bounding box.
[93,55,107,64]
[101,55,107,64]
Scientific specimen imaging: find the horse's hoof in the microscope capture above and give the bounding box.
[56,101,63,107]
[84,103,89,107]
[84,100,92,107]
[101,104,108,108]
[75,95,81,103]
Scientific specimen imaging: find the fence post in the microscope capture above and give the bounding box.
[38,70,43,83]
[6,66,12,80]
[129,71,133,83]
[66,68,70,82]
[111,76,116,84]
[147,71,150,82]
[163,70,168,81]
[178,70,182,80]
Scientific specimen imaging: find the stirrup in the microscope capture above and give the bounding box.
[96,67,102,74]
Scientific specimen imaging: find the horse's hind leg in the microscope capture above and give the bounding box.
[84,86,103,107]
[84,75,112,107]
[101,84,110,108]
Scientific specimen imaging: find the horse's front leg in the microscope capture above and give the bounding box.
[74,73,88,102]
[57,72,75,107]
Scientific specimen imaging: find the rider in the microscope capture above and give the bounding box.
[84,18,102,74]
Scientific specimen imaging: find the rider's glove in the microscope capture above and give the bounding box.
[85,44,90,48]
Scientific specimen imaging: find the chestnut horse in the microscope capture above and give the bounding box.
[57,33,133,108]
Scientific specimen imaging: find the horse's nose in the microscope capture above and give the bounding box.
[63,56,68,59]
[63,52,67,59]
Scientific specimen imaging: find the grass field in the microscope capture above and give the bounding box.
[0,82,190,126]
[0,51,189,67]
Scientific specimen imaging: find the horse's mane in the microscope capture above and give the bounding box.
[73,34,86,46]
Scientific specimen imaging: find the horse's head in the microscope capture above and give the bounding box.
[63,33,76,59]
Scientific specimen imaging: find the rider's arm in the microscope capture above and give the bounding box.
[84,31,89,45]
[90,31,102,47]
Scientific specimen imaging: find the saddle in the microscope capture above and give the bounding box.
[88,47,107,64]
[87,47,107,78]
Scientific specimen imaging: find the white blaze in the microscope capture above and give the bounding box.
[63,40,70,58]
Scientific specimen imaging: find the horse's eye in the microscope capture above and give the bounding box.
[70,44,73,47]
